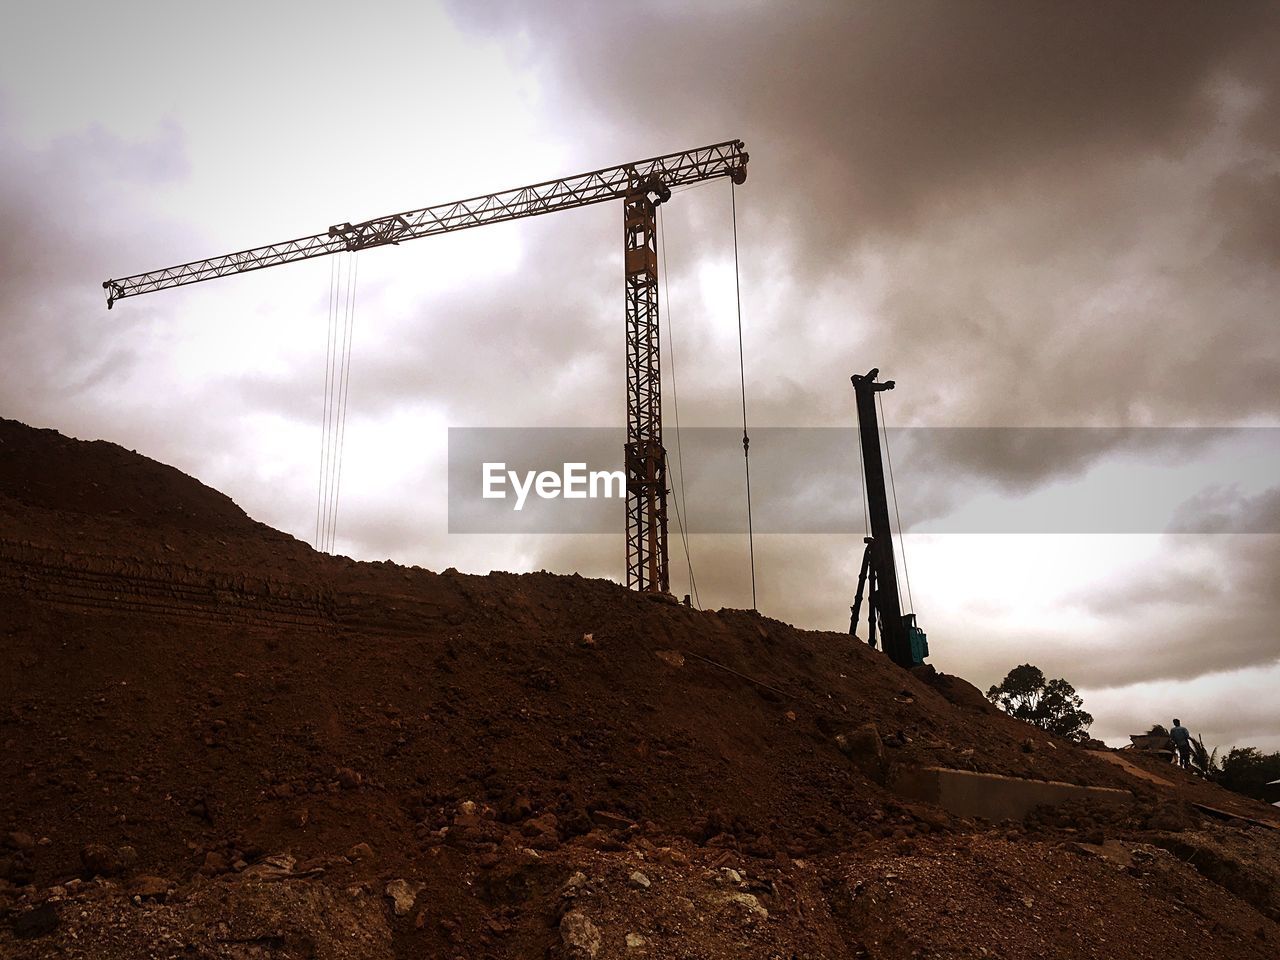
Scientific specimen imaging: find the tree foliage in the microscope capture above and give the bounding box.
[985,664,1094,742]
[1190,735,1220,778]
[1217,747,1280,801]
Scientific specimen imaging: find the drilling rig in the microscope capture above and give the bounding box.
[848,368,929,669]
[103,141,749,593]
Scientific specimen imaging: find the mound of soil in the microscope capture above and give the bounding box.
[1,418,1277,959]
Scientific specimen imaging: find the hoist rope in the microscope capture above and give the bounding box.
[316,256,339,550]
[731,181,756,610]
[315,252,359,554]
[877,391,914,615]
[657,207,700,609]
[327,251,359,553]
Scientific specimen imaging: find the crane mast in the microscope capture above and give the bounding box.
[103,141,749,593]
[848,368,929,669]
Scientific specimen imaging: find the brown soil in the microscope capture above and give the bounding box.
[1,416,1278,958]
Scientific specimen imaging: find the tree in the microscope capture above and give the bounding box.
[985,664,1094,742]
[1217,747,1280,801]
[1189,735,1220,779]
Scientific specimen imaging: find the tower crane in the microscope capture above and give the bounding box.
[103,141,749,593]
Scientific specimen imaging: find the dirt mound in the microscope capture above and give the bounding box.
[0,417,279,542]
[1,418,1278,958]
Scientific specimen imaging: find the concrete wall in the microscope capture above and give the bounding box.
[891,766,1131,822]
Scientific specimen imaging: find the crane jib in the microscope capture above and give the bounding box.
[102,140,748,307]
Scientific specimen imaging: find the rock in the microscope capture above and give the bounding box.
[335,767,362,789]
[560,910,602,959]
[626,932,647,949]
[580,632,596,647]
[1021,738,1037,754]
[720,891,768,919]
[200,851,229,876]
[13,902,59,939]
[522,812,560,840]
[589,810,635,831]
[6,831,35,852]
[116,845,138,870]
[629,870,651,889]
[130,875,171,899]
[347,842,375,861]
[80,843,120,877]
[654,650,685,668]
[385,878,424,917]
[722,867,743,884]
[457,800,478,817]
[656,847,688,866]
[835,722,885,780]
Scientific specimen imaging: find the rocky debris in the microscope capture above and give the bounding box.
[628,870,651,890]
[625,931,647,949]
[4,417,1280,958]
[560,909,602,959]
[384,878,424,917]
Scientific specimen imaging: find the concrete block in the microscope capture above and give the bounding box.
[890,765,1130,822]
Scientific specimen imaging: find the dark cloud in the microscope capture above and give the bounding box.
[452,1,1280,436]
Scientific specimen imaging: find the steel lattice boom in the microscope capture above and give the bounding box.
[103,141,747,306]
[103,140,749,593]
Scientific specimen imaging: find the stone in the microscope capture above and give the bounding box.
[626,932,647,949]
[116,845,138,870]
[80,843,120,877]
[130,875,171,899]
[654,650,685,668]
[629,870,651,889]
[560,909,602,959]
[589,810,635,831]
[457,800,478,816]
[521,813,560,840]
[200,851,229,875]
[13,903,59,939]
[347,842,375,861]
[385,878,424,917]
[721,891,768,919]
[335,767,362,789]
[837,722,884,760]
[6,831,35,852]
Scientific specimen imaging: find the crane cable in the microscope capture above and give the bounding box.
[315,256,340,550]
[731,181,757,610]
[315,251,359,553]
[877,391,914,615]
[657,207,700,609]
[328,251,359,552]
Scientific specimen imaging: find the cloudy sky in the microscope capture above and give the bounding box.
[2,1,1277,752]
